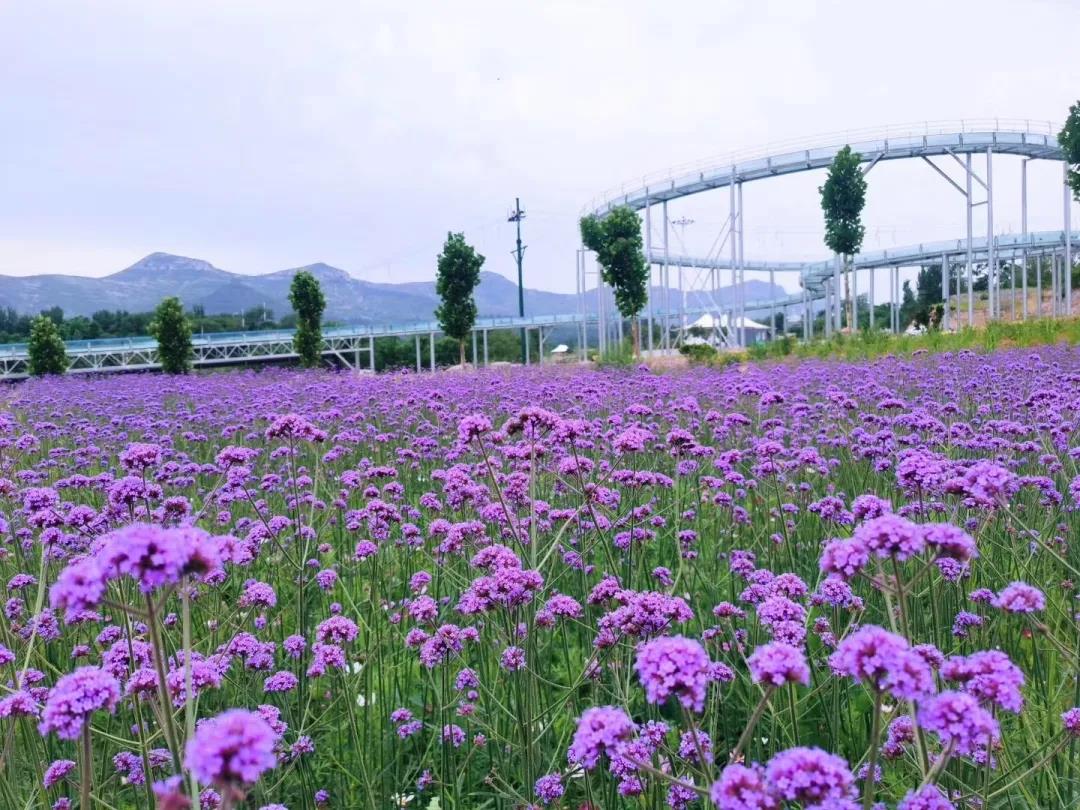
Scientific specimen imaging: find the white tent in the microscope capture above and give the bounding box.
[689,312,770,331]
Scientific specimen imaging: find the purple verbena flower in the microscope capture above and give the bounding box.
[634,635,712,712]
[183,708,278,786]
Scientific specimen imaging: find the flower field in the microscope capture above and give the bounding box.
[4,349,1080,809]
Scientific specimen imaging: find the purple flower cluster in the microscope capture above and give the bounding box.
[4,339,1080,806]
[941,650,1025,713]
[634,635,712,712]
[568,706,635,770]
[39,666,121,740]
[829,625,934,700]
[917,691,1000,756]
[50,524,221,621]
[183,708,279,786]
[711,747,855,808]
[992,581,1045,613]
[747,641,810,687]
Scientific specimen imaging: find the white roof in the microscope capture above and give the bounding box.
[689,312,770,330]
[550,344,569,353]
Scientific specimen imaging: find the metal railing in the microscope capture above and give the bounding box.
[0,311,599,360]
[583,118,1061,214]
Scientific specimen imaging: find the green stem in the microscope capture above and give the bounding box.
[80,724,92,810]
[730,687,775,763]
[985,737,1069,801]
[917,739,956,792]
[145,595,182,773]
[862,690,883,810]
[182,579,197,799]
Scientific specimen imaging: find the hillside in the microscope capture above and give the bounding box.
[0,253,790,325]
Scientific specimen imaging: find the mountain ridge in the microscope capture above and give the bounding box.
[0,252,789,324]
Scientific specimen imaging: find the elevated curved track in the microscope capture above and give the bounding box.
[582,119,1076,345]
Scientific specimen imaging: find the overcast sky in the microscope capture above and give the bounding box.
[1,0,1077,295]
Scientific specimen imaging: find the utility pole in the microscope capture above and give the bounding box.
[508,198,527,364]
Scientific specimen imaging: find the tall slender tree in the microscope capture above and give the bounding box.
[580,206,649,357]
[435,232,485,367]
[820,145,867,330]
[27,314,68,376]
[150,297,193,374]
[1061,100,1080,202]
[289,270,326,368]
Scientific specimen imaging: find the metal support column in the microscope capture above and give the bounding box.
[956,261,962,327]
[852,263,858,330]
[1037,254,1043,317]
[580,251,589,361]
[1022,160,1028,320]
[941,254,949,330]
[678,263,685,343]
[802,289,809,341]
[662,201,670,351]
[415,335,421,373]
[889,267,895,333]
[1010,260,1017,321]
[429,332,435,371]
[1053,251,1060,318]
[834,255,842,331]
[483,330,489,366]
[825,278,832,338]
[1067,163,1074,316]
[769,268,776,338]
[596,275,605,356]
[729,168,738,347]
[471,330,478,366]
[369,336,375,372]
[966,153,974,327]
[525,328,531,365]
[864,266,872,330]
[891,267,899,333]
[645,197,653,355]
[738,181,745,348]
[986,146,995,321]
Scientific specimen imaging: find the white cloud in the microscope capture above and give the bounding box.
[0,0,1076,296]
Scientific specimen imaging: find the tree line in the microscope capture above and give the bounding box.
[20,246,527,376]
[1,304,290,344]
[22,269,334,375]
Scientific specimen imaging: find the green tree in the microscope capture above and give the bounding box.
[916,264,943,314]
[149,297,193,374]
[820,145,867,329]
[41,306,64,326]
[27,314,68,376]
[1061,100,1080,202]
[289,270,326,368]
[434,232,485,366]
[899,280,919,328]
[580,206,649,356]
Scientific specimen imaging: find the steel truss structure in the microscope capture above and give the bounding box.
[582,119,1078,347]
[0,313,580,381]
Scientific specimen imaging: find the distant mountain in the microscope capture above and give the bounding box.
[0,252,791,325]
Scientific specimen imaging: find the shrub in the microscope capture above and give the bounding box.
[27,314,68,375]
[150,297,193,374]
